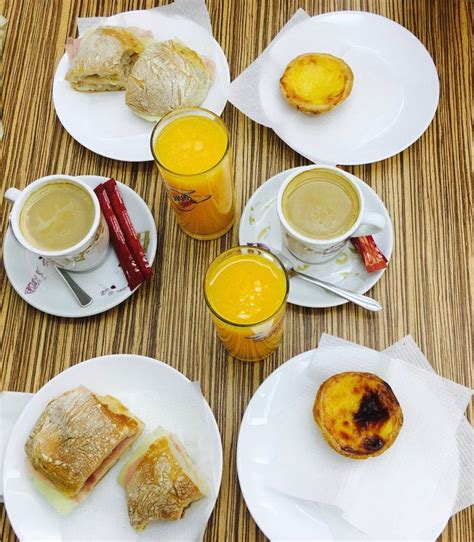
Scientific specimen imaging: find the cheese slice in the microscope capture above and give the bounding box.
[28,431,140,515]
[30,472,77,516]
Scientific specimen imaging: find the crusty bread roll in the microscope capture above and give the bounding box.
[118,426,208,530]
[25,387,144,513]
[280,53,353,115]
[65,26,153,92]
[313,372,403,459]
[125,39,211,121]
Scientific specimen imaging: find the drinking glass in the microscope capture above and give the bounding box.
[151,107,235,240]
[204,246,289,361]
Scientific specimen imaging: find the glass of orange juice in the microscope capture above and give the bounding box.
[151,107,235,240]
[204,246,289,361]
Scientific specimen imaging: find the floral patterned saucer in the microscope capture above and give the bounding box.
[239,167,393,308]
[3,176,157,317]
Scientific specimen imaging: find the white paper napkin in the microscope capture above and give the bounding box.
[264,334,473,540]
[0,391,32,502]
[76,0,213,36]
[228,9,309,128]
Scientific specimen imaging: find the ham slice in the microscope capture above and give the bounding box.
[76,432,140,499]
[65,27,154,61]
[65,36,81,61]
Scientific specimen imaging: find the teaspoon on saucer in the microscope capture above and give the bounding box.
[268,247,383,312]
[53,266,93,308]
[8,218,93,308]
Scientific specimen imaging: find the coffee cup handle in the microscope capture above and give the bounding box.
[352,212,385,237]
[4,187,22,204]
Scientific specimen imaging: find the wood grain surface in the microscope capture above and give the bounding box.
[0,1,472,541]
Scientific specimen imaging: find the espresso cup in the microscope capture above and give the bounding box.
[4,175,109,271]
[277,165,385,264]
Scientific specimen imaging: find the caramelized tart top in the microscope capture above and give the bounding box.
[313,372,403,459]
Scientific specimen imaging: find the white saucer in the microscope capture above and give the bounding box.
[3,176,157,318]
[3,354,223,541]
[52,10,230,161]
[258,11,439,165]
[239,167,393,308]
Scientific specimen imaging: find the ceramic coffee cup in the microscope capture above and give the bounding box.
[277,165,385,264]
[4,175,109,271]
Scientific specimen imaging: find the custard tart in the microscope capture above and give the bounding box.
[280,53,353,114]
[313,372,403,459]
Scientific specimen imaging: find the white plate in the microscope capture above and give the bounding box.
[260,11,439,165]
[52,10,230,161]
[3,176,157,318]
[3,354,223,541]
[237,349,459,541]
[237,351,331,541]
[239,167,393,308]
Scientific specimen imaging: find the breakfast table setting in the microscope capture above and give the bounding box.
[0,0,472,541]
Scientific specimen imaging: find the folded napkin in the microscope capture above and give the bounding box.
[264,334,473,540]
[76,0,213,36]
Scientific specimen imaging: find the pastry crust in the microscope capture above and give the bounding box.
[25,386,143,497]
[65,26,151,92]
[119,427,208,530]
[313,372,403,459]
[280,53,353,114]
[125,39,211,121]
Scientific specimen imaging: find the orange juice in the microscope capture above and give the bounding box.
[204,247,289,361]
[151,107,235,240]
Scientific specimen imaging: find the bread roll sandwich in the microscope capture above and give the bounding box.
[313,372,403,459]
[280,53,353,115]
[65,26,153,92]
[25,386,144,514]
[125,39,211,121]
[118,426,208,530]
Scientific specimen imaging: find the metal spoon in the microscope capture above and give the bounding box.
[269,248,382,312]
[8,218,93,308]
[53,265,93,308]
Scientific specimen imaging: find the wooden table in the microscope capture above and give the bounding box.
[0,1,472,540]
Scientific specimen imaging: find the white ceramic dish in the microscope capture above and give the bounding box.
[237,351,331,540]
[3,176,157,318]
[52,10,230,161]
[259,11,439,165]
[239,167,393,308]
[237,349,459,541]
[3,354,223,541]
